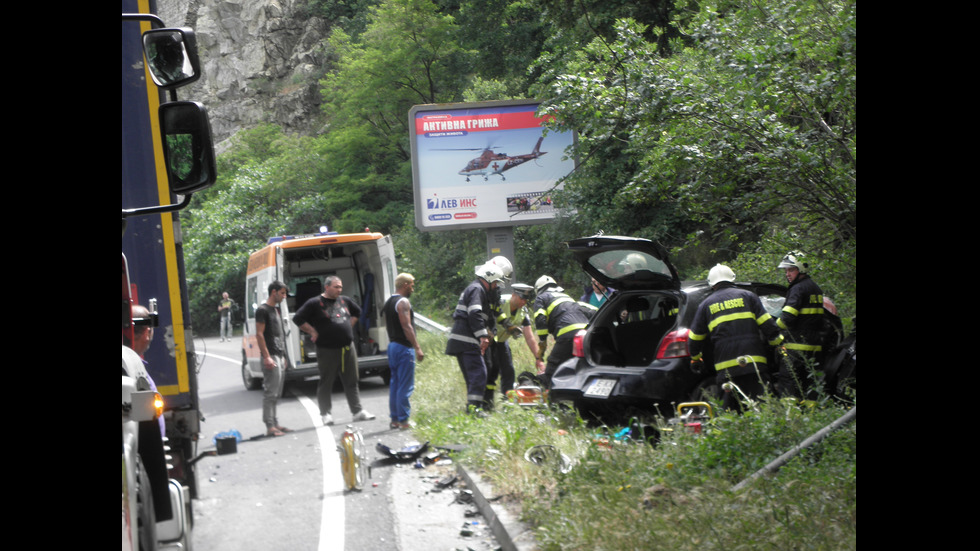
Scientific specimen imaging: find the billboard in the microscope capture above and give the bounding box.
[410,100,576,231]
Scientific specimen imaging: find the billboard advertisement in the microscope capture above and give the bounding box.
[410,100,576,231]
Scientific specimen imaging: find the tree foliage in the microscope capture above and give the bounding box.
[537,0,855,277]
[183,0,856,333]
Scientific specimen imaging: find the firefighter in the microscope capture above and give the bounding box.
[445,261,506,414]
[481,255,514,409]
[774,251,826,400]
[489,283,542,401]
[532,275,590,389]
[689,265,784,412]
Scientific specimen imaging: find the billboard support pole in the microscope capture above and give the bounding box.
[486,226,516,290]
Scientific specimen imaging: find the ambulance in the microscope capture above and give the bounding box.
[241,231,397,390]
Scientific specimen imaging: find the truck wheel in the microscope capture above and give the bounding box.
[242,352,261,391]
[136,455,158,551]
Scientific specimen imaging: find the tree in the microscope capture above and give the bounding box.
[320,0,473,159]
[538,0,856,264]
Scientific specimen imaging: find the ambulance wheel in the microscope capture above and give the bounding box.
[242,352,262,391]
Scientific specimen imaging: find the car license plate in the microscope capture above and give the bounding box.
[584,378,616,398]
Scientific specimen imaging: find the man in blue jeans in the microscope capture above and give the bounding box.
[384,273,424,429]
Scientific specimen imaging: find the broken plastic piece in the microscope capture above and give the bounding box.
[435,474,458,488]
[375,441,430,462]
[524,445,573,473]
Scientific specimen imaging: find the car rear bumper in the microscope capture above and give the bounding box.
[549,357,699,406]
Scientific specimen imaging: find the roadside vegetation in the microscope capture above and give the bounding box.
[183,0,856,338]
[410,330,856,550]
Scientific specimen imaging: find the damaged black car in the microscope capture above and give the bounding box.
[549,235,843,425]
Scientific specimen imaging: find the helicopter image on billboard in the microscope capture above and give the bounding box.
[439,137,547,182]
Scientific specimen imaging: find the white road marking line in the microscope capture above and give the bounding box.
[202,344,345,550]
[294,390,345,551]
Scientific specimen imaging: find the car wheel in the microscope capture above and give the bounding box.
[242,352,262,391]
[833,356,856,405]
[381,367,391,385]
[689,376,722,403]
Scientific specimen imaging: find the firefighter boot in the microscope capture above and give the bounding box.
[482,387,496,412]
[466,400,488,418]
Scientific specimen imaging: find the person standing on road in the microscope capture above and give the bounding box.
[532,276,589,389]
[445,261,506,414]
[256,280,291,437]
[774,251,826,400]
[218,291,235,342]
[490,283,541,399]
[293,276,376,426]
[689,264,784,412]
[384,273,424,430]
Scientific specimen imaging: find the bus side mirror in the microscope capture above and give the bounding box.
[160,101,216,194]
[142,28,201,90]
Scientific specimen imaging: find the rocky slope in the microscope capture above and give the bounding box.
[159,0,331,151]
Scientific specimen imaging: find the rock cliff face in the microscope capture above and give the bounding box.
[159,0,330,150]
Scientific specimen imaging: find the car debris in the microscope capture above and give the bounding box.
[376,441,430,463]
[523,444,574,473]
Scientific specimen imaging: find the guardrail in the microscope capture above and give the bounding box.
[414,312,449,334]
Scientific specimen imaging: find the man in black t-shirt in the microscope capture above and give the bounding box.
[293,276,376,426]
[256,281,290,436]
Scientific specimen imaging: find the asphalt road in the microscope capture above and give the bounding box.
[188,336,500,551]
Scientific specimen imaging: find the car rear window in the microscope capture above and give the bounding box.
[587,250,672,282]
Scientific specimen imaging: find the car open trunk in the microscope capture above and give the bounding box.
[584,290,684,367]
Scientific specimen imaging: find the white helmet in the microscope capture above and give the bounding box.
[510,283,534,300]
[625,253,648,271]
[535,275,562,294]
[777,251,807,272]
[476,261,506,285]
[707,264,736,287]
[490,256,513,282]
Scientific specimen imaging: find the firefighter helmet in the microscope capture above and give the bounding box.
[476,261,506,285]
[490,256,513,282]
[707,264,736,287]
[535,275,562,294]
[777,251,808,272]
[625,253,648,271]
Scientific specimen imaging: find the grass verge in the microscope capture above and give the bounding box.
[410,331,856,550]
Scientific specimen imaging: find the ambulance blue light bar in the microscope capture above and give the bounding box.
[267,231,339,245]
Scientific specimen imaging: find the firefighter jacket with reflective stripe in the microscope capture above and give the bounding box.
[532,290,589,343]
[689,283,784,375]
[494,295,532,343]
[445,279,493,355]
[777,274,825,352]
